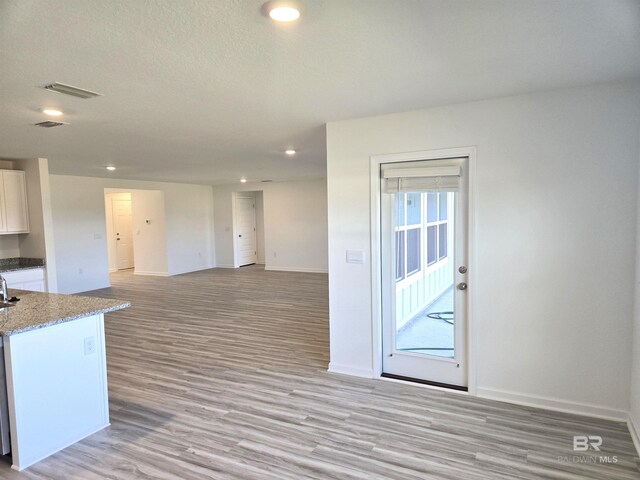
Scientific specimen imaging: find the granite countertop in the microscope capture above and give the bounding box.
[0,289,130,336]
[0,257,45,273]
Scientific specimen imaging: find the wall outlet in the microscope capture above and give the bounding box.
[93,233,102,240]
[84,336,96,355]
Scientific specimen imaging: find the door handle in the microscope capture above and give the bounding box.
[457,282,467,290]
[458,266,467,274]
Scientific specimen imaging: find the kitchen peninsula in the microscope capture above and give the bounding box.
[0,289,129,470]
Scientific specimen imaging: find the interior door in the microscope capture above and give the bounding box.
[235,195,257,267]
[113,199,134,270]
[381,157,469,389]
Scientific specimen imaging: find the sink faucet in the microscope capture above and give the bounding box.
[0,275,8,303]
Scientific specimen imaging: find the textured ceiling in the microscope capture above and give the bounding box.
[1,0,639,185]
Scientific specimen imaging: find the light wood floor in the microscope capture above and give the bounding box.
[1,266,639,479]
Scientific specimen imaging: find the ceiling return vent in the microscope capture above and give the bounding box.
[34,121,69,128]
[42,82,103,99]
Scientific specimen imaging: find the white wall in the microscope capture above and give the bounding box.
[255,191,265,264]
[630,127,640,451]
[327,80,640,419]
[50,175,214,293]
[212,179,328,273]
[0,237,20,258]
[131,189,168,276]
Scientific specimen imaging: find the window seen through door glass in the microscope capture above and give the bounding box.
[427,225,437,265]
[406,229,420,274]
[439,192,447,221]
[395,230,405,280]
[427,192,437,222]
[406,193,421,225]
[395,193,405,227]
[438,224,447,260]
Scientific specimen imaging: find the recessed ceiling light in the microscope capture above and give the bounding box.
[285,149,296,155]
[270,6,300,22]
[240,177,247,183]
[263,1,300,22]
[106,166,116,171]
[42,108,63,117]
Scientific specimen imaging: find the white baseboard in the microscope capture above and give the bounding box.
[214,264,237,269]
[328,362,374,378]
[265,266,328,274]
[476,387,627,421]
[628,412,640,457]
[170,264,214,276]
[133,270,169,277]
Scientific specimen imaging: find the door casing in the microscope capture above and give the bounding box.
[369,147,477,394]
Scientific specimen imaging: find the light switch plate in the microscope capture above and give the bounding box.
[346,250,365,264]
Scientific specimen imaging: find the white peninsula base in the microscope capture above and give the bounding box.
[3,313,109,470]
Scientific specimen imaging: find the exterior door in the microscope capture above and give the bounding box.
[235,195,257,267]
[113,199,134,270]
[381,157,469,389]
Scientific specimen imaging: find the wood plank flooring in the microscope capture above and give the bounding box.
[1,266,638,479]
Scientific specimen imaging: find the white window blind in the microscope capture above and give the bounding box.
[381,162,462,193]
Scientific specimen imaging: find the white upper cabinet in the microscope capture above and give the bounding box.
[0,170,29,234]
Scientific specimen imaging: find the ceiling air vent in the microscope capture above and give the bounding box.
[42,82,103,99]
[34,121,69,128]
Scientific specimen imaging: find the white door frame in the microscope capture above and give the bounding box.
[370,146,477,395]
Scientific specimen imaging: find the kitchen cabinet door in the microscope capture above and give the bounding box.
[1,171,29,234]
